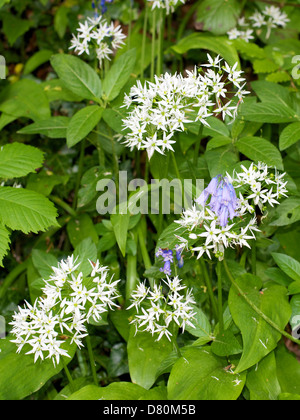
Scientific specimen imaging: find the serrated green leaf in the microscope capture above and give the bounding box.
[0,223,10,266]
[0,143,44,179]
[0,187,58,234]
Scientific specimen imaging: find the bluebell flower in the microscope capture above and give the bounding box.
[156,247,184,275]
[92,0,113,16]
[196,175,238,227]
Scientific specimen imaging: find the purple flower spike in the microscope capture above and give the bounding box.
[196,175,238,227]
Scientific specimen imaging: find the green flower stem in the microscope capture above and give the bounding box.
[73,138,86,210]
[176,1,200,42]
[157,8,165,76]
[194,124,203,166]
[141,5,149,80]
[199,258,219,322]
[49,196,77,218]
[151,9,157,82]
[173,340,182,358]
[171,151,181,181]
[217,261,224,333]
[62,359,75,393]
[137,222,154,289]
[86,335,98,386]
[251,240,257,275]
[223,258,300,346]
[126,253,138,300]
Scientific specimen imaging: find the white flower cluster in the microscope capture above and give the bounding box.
[175,162,287,261]
[228,162,289,214]
[10,256,120,366]
[69,16,126,67]
[128,277,196,341]
[228,6,289,42]
[122,55,249,159]
[147,0,185,15]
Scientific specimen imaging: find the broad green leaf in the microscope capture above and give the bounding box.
[206,136,232,151]
[239,101,299,124]
[73,237,97,276]
[67,106,103,148]
[0,143,44,179]
[279,122,300,151]
[246,352,281,401]
[272,253,300,282]
[228,274,291,373]
[233,39,266,60]
[196,0,242,35]
[26,172,69,197]
[31,249,57,280]
[68,382,147,400]
[51,54,102,102]
[41,79,84,103]
[235,136,283,170]
[205,145,238,178]
[290,294,300,331]
[66,214,98,249]
[110,208,131,257]
[103,48,136,101]
[270,198,300,227]
[1,12,33,45]
[0,187,58,234]
[102,107,127,134]
[185,305,212,344]
[211,330,242,357]
[276,344,300,395]
[172,33,240,68]
[250,80,294,108]
[0,338,76,401]
[0,223,10,266]
[127,326,173,390]
[18,117,69,139]
[23,50,53,75]
[0,79,50,122]
[167,347,246,400]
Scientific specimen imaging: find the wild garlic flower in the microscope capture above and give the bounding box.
[122,54,249,159]
[228,6,289,42]
[10,257,120,366]
[69,15,126,67]
[147,0,186,15]
[175,162,287,261]
[227,162,288,214]
[128,276,196,341]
